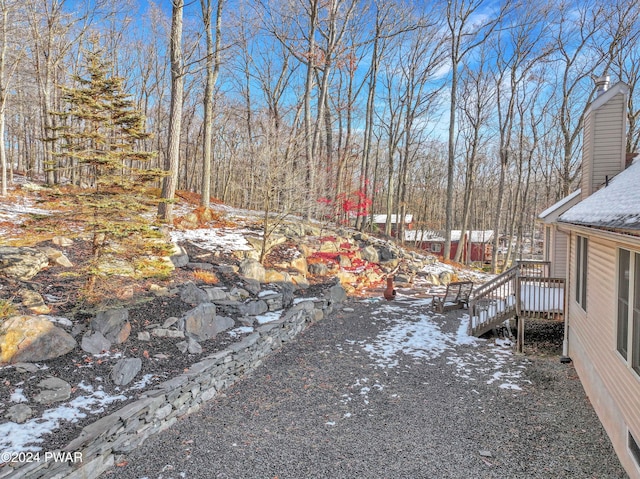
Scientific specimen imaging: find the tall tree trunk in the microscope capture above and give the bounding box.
[200,0,223,208]
[159,0,184,222]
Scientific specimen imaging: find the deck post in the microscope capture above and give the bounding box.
[515,275,524,353]
[516,314,524,353]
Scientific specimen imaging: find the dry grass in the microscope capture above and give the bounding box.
[193,269,218,284]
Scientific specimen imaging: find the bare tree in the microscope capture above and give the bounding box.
[453,55,493,264]
[442,0,509,262]
[158,0,184,222]
[0,0,24,196]
[200,0,224,208]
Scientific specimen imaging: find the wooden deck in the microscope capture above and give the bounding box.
[468,261,565,351]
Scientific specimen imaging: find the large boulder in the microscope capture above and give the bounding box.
[0,316,77,364]
[91,308,131,344]
[180,303,234,341]
[328,283,347,304]
[180,282,209,306]
[360,245,379,264]
[0,247,49,280]
[240,258,266,282]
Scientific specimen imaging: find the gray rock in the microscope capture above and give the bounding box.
[239,299,268,316]
[279,282,296,308]
[34,377,72,404]
[162,317,179,328]
[111,358,142,386]
[181,303,234,341]
[203,287,228,301]
[439,271,452,285]
[186,262,214,270]
[187,338,202,354]
[180,282,209,306]
[176,341,188,354]
[239,258,266,283]
[243,279,261,296]
[151,328,185,338]
[479,450,493,458]
[328,283,347,303]
[0,316,77,364]
[6,404,33,423]
[138,331,151,341]
[360,245,379,263]
[170,244,189,267]
[81,331,112,355]
[91,308,131,344]
[228,287,250,301]
[13,362,39,373]
[216,264,238,274]
[0,246,49,280]
[377,246,397,262]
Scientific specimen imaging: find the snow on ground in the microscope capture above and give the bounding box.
[355,297,529,392]
[170,228,254,253]
[0,382,127,453]
[228,326,255,338]
[0,196,53,239]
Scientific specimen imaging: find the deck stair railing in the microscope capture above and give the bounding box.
[468,260,564,339]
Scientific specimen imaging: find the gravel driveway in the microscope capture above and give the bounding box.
[100,292,627,479]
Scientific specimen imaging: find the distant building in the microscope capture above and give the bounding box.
[372,214,413,236]
[404,229,494,262]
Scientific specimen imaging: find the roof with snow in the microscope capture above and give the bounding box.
[404,229,494,243]
[373,214,413,224]
[559,158,640,232]
[538,189,581,223]
[404,230,445,242]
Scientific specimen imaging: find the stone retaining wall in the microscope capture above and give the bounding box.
[1,299,331,479]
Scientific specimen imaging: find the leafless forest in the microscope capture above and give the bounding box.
[1,0,639,269]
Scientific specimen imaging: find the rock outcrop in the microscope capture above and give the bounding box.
[0,246,49,280]
[0,315,77,364]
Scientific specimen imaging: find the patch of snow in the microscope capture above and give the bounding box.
[10,389,28,403]
[0,387,127,453]
[44,316,73,328]
[255,311,282,325]
[258,290,278,298]
[129,374,158,390]
[170,228,254,253]
[228,326,254,338]
[293,297,318,304]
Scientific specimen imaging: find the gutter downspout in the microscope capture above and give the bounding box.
[561,229,572,363]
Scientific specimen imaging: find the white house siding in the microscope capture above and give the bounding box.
[550,228,568,278]
[567,230,640,478]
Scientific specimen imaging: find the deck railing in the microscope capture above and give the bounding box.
[468,261,565,337]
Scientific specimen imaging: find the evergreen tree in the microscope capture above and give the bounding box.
[53,43,169,296]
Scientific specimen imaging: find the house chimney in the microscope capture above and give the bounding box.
[580,80,629,199]
[595,75,610,96]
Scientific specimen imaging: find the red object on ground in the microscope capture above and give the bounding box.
[383,276,396,301]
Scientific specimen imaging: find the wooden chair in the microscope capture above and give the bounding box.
[432,281,474,313]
